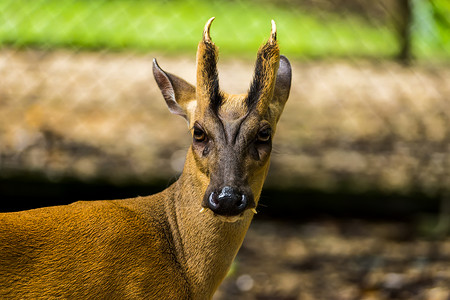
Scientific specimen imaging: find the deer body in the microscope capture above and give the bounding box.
[0,192,190,298]
[0,18,291,299]
[0,182,247,298]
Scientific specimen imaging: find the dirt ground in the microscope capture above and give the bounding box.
[215,219,450,300]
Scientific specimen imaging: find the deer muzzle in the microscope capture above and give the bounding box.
[207,186,247,216]
[203,184,254,217]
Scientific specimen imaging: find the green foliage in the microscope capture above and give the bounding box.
[431,0,450,46]
[412,0,450,58]
[0,0,448,59]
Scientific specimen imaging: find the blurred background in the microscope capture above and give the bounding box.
[0,0,449,299]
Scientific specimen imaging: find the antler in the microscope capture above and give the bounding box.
[203,17,215,43]
[196,17,222,114]
[269,19,277,44]
[246,20,280,112]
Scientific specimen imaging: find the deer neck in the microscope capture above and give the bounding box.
[163,149,254,299]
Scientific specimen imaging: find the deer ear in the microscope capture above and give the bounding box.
[153,59,196,121]
[266,55,291,123]
[273,55,292,107]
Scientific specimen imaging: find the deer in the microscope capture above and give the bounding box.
[0,17,291,299]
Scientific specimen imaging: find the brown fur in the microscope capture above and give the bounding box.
[0,18,291,299]
[0,193,190,298]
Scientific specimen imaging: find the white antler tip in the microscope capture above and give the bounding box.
[270,20,277,43]
[199,207,206,213]
[203,17,215,42]
[251,208,258,214]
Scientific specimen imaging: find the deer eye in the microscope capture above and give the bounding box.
[193,125,207,143]
[256,127,272,143]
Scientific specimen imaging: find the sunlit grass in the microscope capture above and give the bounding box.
[0,0,447,59]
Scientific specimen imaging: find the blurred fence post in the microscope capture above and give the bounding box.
[395,0,413,64]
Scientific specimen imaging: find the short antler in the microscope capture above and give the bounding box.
[269,19,277,44]
[203,17,215,43]
[196,17,222,114]
[246,20,280,113]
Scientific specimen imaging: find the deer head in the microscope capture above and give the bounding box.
[153,18,291,221]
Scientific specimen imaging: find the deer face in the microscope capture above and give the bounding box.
[153,18,291,220]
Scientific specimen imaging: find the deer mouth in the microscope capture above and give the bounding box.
[217,214,244,223]
[199,206,257,223]
[199,206,258,223]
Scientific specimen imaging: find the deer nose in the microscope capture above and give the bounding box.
[207,186,248,216]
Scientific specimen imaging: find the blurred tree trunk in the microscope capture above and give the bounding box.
[395,0,413,64]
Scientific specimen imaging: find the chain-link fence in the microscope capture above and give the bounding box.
[0,0,449,204]
[1,1,450,299]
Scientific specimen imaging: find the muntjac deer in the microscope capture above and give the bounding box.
[0,18,291,299]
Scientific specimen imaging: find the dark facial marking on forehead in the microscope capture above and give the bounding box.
[217,111,255,147]
[246,42,280,111]
[199,42,223,114]
[246,69,262,111]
